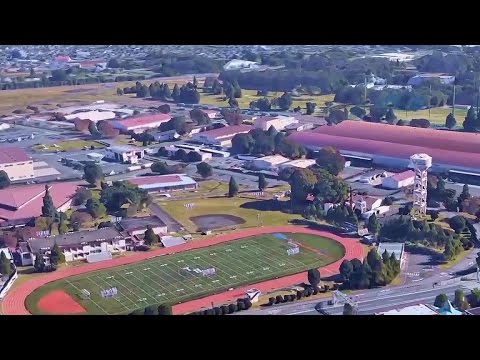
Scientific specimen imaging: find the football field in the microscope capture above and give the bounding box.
[27,233,344,315]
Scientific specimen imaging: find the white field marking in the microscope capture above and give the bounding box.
[125,272,133,275]
[160,264,167,267]
[380,289,391,293]
[246,271,254,275]
[194,256,200,259]
[143,268,151,271]
[263,267,270,271]
[230,275,237,279]
[177,260,184,263]
[194,284,202,287]
[212,280,220,283]
[106,276,114,279]
[412,278,424,282]
[226,249,232,252]
[157,293,166,297]
[279,263,286,267]
[210,253,217,256]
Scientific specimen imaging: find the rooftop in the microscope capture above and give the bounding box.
[288,121,480,172]
[28,227,123,253]
[377,304,438,315]
[119,215,167,233]
[0,182,79,222]
[0,147,30,164]
[113,114,171,129]
[195,125,252,139]
[388,170,416,182]
[280,159,316,168]
[255,155,290,165]
[160,236,187,248]
[127,174,197,188]
[108,145,143,153]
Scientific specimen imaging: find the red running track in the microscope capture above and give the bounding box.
[1,226,365,315]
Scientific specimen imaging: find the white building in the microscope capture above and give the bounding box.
[105,146,145,164]
[0,147,34,181]
[254,116,298,131]
[156,129,180,142]
[251,155,290,171]
[0,123,11,131]
[278,159,316,170]
[27,228,126,263]
[65,110,117,123]
[128,174,198,193]
[382,170,415,189]
[191,125,252,147]
[376,304,438,315]
[348,195,383,214]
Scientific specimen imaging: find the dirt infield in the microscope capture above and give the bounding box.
[37,290,86,315]
[1,226,365,315]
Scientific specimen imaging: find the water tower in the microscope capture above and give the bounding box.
[409,153,432,217]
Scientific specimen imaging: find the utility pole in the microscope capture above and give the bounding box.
[429,83,431,121]
[452,82,456,117]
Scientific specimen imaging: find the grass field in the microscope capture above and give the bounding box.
[156,196,300,232]
[26,233,345,315]
[200,89,334,113]
[31,139,105,152]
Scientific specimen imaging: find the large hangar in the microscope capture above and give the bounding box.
[288,120,480,179]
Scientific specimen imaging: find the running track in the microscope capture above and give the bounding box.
[1,226,365,315]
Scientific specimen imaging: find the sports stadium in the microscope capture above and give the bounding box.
[288,120,480,180]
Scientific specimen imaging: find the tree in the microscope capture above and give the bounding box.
[116,88,123,96]
[171,83,181,102]
[307,268,321,288]
[58,212,69,235]
[228,176,239,198]
[151,162,170,174]
[211,79,222,95]
[97,120,119,138]
[107,58,121,68]
[434,293,449,308]
[0,170,10,189]
[463,106,479,131]
[278,92,293,110]
[258,173,268,191]
[144,225,159,245]
[385,108,397,124]
[158,104,171,114]
[231,133,255,155]
[158,304,172,315]
[88,121,101,137]
[453,289,468,310]
[85,198,106,219]
[70,211,93,230]
[445,113,456,129]
[144,305,159,315]
[50,242,65,266]
[306,102,316,115]
[196,162,213,178]
[193,76,198,88]
[343,303,354,315]
[228,97,239,108]
[339,259,353,282]
[350,106,366,119]
[367,213,381,235]
[449,215,466,234]
[73,188,92,206]
[0,252,12,278]
[315,146,346,176]
[223,82,234,99]
[84,163,104,186]
[33,253,44,273]
[41,185,56,219]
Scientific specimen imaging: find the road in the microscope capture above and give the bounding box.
[238,278,480,315]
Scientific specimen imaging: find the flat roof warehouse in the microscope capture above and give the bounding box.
[288,120,480,175]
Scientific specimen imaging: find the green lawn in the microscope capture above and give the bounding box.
[26,233,345,315]
[157,196,300,232]
[200,89,334,113]
[32,140,105,152]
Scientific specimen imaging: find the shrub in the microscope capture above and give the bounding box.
[243,298,252,310]
[296,290,303,300]
[324,285,330,292]
[267,297,275,306]
[221,305,230,315]
[228,303,238,313]
[313,287,319,295]
[275,295,284,304]
[237,301,246,311]
[204,308,215,315]
[213,307,222,315]
[144,305,159,315]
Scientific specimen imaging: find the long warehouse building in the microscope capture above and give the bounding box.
[288,120,480,178]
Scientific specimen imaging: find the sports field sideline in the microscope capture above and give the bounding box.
[27,233,344,315]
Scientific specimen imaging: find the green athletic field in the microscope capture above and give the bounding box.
[26,233,344,315]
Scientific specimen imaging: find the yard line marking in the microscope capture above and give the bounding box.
[66,279,109,315]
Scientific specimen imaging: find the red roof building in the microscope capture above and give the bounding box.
[288,120,480,174]
[111,114,172,133]
[0,147,34,181]
[0,182,79,226]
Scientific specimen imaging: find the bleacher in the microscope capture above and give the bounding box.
[86,251,112,263]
